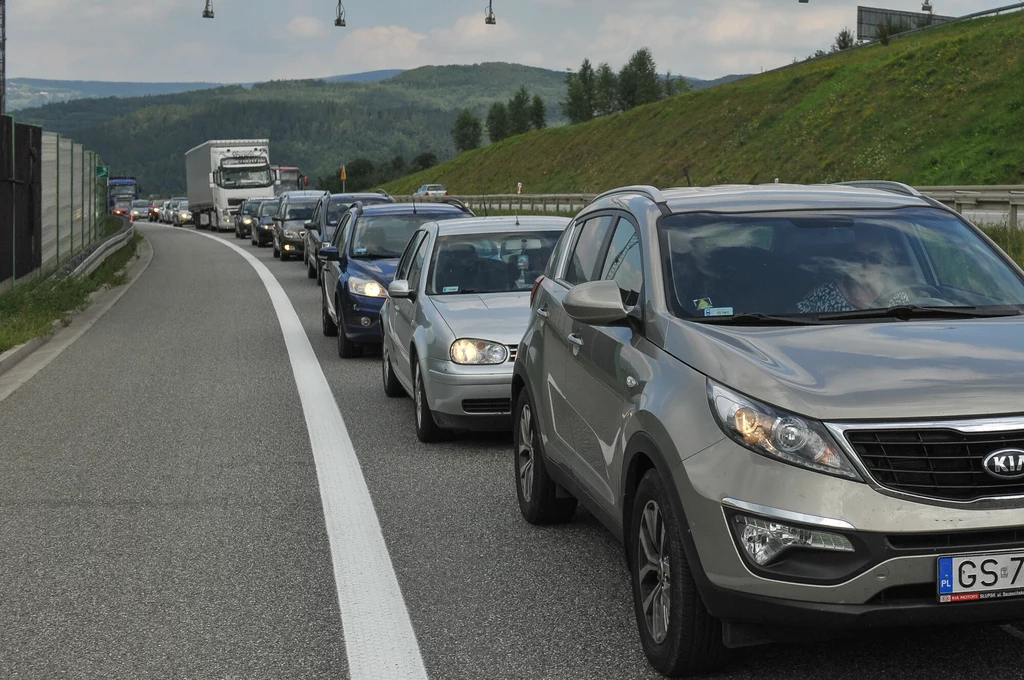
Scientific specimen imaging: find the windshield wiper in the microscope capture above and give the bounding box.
[697,312,822,326]
[815,305,1023,322]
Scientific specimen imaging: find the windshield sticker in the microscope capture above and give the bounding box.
[693,297,714,311]
[354,247,368,255]
[704,307,734,317]
[443,286,460,293]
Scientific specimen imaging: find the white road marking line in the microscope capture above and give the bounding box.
[186,227,429,679]
[1002,624,1024,642]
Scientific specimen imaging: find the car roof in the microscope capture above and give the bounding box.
[330,193,394,201]
[281,190,328,200]
[616,183,933,214]
[430,215,570,236]
[356,202,469,216]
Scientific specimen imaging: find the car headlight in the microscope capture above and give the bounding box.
[450,339,508,365]
[707,380,861,480]
[243,218,252,224]
[348,277,387,298]
[284,229,300,239]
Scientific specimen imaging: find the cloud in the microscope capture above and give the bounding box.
[286,15,329,40]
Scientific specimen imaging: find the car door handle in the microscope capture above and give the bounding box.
[567,333,584,348]
[536,306,549,318]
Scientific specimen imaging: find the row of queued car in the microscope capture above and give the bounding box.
[140,197,193,226]
[228,181,1024,677]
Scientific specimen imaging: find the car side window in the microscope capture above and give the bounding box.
[406,237,429,293]
[397,232,425,280]
[332,214,352,248]
[599,219,644,307]
[545,223,574,278]
[311,200,322,226]
[564,215,616,286]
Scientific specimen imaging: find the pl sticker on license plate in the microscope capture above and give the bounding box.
[937,553,1024,603]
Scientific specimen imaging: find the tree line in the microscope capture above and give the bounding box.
[450,84,549,153]
[316,152,440,193]
[562,48,688,125]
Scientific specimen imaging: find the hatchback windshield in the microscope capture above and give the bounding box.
[327,198,388,226]
[132,200,150,208]
[349,214,463,259]
[283,201,316,221]
[660,208,1024,321]
[260,200,280,217]
[428,231,560,295]
[241,202,261,216]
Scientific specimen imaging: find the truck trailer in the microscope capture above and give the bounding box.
[185,139,274,231]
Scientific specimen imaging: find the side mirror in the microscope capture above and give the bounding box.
[304,221,315,229]
[208,172,215,184]
[321,247,341,262]
[563,280,627,326]
[388,280,411,298]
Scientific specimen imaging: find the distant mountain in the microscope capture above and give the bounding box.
[5,70,406,110]
[685,74,752,90]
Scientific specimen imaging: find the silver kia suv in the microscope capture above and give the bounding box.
[512,182,1024,677]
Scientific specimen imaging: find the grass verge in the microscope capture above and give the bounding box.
[0,232,142,354]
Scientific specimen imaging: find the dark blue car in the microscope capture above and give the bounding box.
[320,201,474,358]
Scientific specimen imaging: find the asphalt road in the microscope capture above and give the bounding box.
[1,222,1023,680]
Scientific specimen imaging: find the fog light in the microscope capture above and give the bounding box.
[284,245,292,251]
[734,515,854,566]
[360,317,371,327]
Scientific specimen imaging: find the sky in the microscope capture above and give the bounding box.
[7,0,1007,83]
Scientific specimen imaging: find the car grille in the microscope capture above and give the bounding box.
[846,428,1024,501]
[887,527,1024,552]
[462,399,512,414]
[507,346,518,362]
[228,198,246,206]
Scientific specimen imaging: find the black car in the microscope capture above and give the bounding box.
[251,198,280,247]
[272,190,328,261]
[234,198,266,239]
[304,191,396,283]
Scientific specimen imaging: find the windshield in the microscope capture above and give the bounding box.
[178,202,189,210]
[327,198,387,226]
[349,213,462,259]
[110,184,137,197]
[428,231,560,295]
[219,165,273,189]
[283,201,316,221]
[260,200,280,217]
[659,208,1024,321]
[242,202,261,216]
[132,200,149,208]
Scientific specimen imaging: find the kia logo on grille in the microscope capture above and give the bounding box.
[982,449,1024,480]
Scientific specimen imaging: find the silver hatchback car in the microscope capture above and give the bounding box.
[380,216,569,442]
[513,182,1024,676]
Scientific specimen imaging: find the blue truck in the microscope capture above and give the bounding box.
[108,177,139,216]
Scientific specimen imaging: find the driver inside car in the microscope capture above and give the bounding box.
[797,227,915,313]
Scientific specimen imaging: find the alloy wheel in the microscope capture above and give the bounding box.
[637,500,671,644]
[517,403,535,502]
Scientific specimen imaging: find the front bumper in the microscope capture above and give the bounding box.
[280,238,304,254]
[677,438,1024,627]
[426,358,514,431]
[340,293,385,343]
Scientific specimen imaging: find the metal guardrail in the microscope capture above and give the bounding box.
[72,222,135,278]
[393,186,1024,227]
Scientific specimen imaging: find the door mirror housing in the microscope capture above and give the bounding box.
[388,280,411,299]
[321,247,341,262]
[563,280,628,326]
[303,221,315,229]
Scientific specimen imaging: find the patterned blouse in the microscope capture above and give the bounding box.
[797,281,911,314]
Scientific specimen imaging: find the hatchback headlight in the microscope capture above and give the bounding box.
[708,380,861,480]
[348,276,387,298]
[283,229,300,238]
[243,218,252,225]
[450,339,508,365]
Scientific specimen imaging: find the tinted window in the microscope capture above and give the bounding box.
[565,215,615,285]
[242,202,261,216]
[406,238,429,293]
[260,200,280,217]
[283,201,316,221]
[397,232,426,280]
[349,213,462,259]
[599,220,643,307]
[428,231,561,295]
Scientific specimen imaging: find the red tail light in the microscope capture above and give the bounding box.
[530,275,544,306]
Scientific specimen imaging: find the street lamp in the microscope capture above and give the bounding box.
[202,0,214,19]
[335,1,346,27]
[922,1,933,12]
[485,1,496,25]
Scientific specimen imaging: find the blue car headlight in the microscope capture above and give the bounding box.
[348,276,387,298]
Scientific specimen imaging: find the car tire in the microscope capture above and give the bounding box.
[273,241,280,258]
[413,361,444,443]
[338,328,362,358]
[322,292,339,338]
[281,249,290,262]
[251,232,257,246]
[630,470,726,677]
[514,389,577,524]
[306,256,317,279]
[382,343,404,398]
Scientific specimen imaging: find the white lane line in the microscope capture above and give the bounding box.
[1002,624,1024,642]
[185,228,429,679]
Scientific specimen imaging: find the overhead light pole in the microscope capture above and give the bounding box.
[335,1,346,27]
[1,0,6,115]
[202,0,214,19]
[485,1,496,25]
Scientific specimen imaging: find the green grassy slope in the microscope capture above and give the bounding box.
[383,13,1024,195]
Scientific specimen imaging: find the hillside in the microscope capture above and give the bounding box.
[383,12,1024,195]
[6,70,405,110]
[13,63,572,194]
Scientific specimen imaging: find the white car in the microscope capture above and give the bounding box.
[413,184,448,197]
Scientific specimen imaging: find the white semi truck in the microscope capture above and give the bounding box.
[185,139,274,231]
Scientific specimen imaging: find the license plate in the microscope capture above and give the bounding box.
[937,552,1024,603]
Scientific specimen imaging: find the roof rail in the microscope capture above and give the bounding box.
[376,189,392,198]
[834,180,922,197]
[591,185,670,215]
[442,198,472,213]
